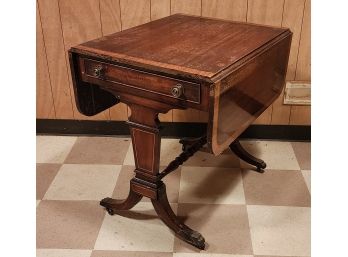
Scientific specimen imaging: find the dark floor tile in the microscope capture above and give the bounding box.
[174,203,252,254]
[242,169,311,207]
[291,142,311,170]
[36,200,105,249]
[36,164,61,199]
[64,137,131,164]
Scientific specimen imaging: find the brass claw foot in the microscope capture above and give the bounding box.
[152,183,206,250]
[178,229,205,250]
[230,139,267,173]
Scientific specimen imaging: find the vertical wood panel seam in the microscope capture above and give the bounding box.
[270,0,286,125]
[289,0,306,123]
[56,0,76,118]
[290,0,308,124]
[37,0,57,118]
[150,0,171,122]
[294,0,307,80]
[200,0,202,16]
[98,0,104,34]
[280,0,286,26]
[245,0,249,22]
[269,0,285,125]
[119,0,130,119]
[293,0,306,76]
[246,0,286,124]
[97,0,111,120]
[289,102,293,123]
[269,0,286,124]
[150,0,152,20]
[246,0,249,22]
[118,0,123,30]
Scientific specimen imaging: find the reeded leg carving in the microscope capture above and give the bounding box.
[152,183,205,250]
[230,139,266,172]
[100,180,143,215]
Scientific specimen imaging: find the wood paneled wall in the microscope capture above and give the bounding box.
[37,0,311,125]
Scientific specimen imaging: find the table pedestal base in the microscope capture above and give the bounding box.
[100,178,205,249]
[100,104,266,250]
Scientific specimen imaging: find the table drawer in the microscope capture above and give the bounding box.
[80,58,200,104]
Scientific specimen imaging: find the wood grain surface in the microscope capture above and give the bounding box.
[151,0,170,21]
[120,0,150,30]
[38,0,73,119]
[295,0,311,81]
[171,0,202,16]
[200,0,247,124]
[171,0,207,122]
[75,15,285,80]
[271,0,306,124]
[37,0,311,125]
[120,0,151,119]
[59,0,110,120]
[209,31,292,154]
[202,0,247,22]
[151,0,172,121]
[70,14,291,156]
[100,0,122,35]
[36,2,55,119]
[291,0,311,125]
[99,0,128,121]
[247,0,285,125]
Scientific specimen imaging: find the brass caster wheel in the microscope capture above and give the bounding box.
[106,208,114,215]
[256,161,266,173]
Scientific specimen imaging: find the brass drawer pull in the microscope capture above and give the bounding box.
[93,65,104,78]
[171,84,184,98]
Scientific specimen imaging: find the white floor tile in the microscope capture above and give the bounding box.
[43,164,121,200]
[239,140,300,170]
[94,202,175,252]
[247,205,311,256]
[36,136,77,163]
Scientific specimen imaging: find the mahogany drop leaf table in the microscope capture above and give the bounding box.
[68,14,292,250]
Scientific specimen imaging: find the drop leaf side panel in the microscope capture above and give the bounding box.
[208,33,293,155]
[68,51,119,117]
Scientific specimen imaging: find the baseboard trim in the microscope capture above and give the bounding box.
[36,119,310,141]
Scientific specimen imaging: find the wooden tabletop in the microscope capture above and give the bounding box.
[72,14,289,82]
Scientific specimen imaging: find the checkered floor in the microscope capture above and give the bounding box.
[36,135,311,257]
